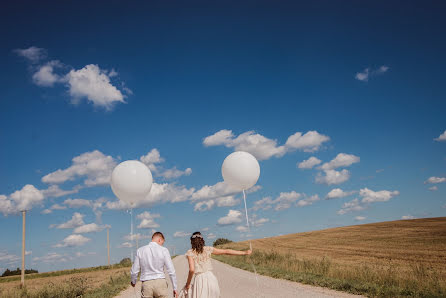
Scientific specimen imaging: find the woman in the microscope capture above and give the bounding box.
[183,231,251,298]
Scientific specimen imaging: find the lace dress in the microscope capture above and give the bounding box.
[185,246,220,298]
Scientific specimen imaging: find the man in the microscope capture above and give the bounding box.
[131,232,178,298]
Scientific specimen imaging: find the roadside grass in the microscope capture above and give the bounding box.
[0,266,131,298]
[0,264,130,284]
[214,217,446,297]
[214,250,445,297]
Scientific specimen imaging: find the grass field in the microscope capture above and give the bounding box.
[0,264,131,297]
[215,217,446,297]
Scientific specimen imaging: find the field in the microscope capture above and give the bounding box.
[0,264,131,297]
[215,217,446,297]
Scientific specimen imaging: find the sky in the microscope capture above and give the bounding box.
[0,0,445,273]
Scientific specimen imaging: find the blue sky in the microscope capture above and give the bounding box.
[1,0,445,273]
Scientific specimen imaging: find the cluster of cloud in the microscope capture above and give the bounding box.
[298,153,360,185]
[337,188,399,215]
[434,130,446,142]
[253,191,319,212]
[137,211,161,229]
[355,65,389,82]
[424,176,445,191]
[48,212,110,248]
[14,46,129,110]
[325,188,356,200]
[203,130,330,160]
[140,149,192,180]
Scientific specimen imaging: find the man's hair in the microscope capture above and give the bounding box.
[152,231,165,240]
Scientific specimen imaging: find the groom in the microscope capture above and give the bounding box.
[131,232,178,298]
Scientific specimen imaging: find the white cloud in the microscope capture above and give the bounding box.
[297,157,321,169]
[54,234,90,248]
[140,149,192,179]
[320,153,360,171]
[194,200,215,212]
[33,252,68,263]
[41,204,67,214]
[316,169,350,185]
[0,195,16,216]
[191,181,239,201]
[32,60,62,86]
[63,198,92,208]
[355,216,366,221]
[207,233,216,239]
[434,130,446,142]
[285,131,330,153]
[158,167,192,179]
[55,212,85,229]
[42,185,79,198]
[14,46,47,63]
[173,231,189,238]
[337,198,366,215]
[296,194,320,207]
[65,64,126,109]
[216,196,240,207]
[253,191,302,211]
[424,177,446,184]
[217,210,242,226]
[73,223,107,234]
[10,184,44,212]
[203,130,329,160]
[428,186,438,191]
[401,215,416,220]
[140,149,165,171]
[360,188,399,203]
[42,150,116,187]
[326,188,356,200]
[251,217,269,227]
[137,211,161,229]
[119,242,133,248]
[124,233,151,241]
[0,251,21,265]
[236,225,248,232]
[355,65,389,82]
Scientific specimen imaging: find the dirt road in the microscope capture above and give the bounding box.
[115,256,362,298]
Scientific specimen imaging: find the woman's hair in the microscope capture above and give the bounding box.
[190,231,205,254]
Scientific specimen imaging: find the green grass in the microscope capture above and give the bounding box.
[0,264,130,284]
[214,249,446,297]
[1,271,131,298]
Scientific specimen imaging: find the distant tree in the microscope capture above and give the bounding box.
[119,258,132,266]
[1,268,38,277]
[213,238,232,247]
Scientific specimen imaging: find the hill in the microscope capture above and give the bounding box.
[216,217,446,297]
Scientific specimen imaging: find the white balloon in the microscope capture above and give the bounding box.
[111,160,153,207]
[222,151,260,191]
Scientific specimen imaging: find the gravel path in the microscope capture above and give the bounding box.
[115,256,362,298]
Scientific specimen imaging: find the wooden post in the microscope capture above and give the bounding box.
[21,210,26,288]
[107,227,110,266]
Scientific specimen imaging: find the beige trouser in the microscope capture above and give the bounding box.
[141,278,169,298]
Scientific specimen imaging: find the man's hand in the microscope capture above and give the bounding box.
[130,282,136,287]
[173,290,178,298]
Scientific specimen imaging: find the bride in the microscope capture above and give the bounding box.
[183,231,251,297]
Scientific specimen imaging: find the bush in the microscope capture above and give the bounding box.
[1,268,38,277]
[213,238,232,247]
[119,258,131,266]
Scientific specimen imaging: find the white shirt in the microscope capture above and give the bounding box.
[130,242,177,290]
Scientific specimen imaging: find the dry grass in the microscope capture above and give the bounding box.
[215,217,446,297]
[0,266,131,297]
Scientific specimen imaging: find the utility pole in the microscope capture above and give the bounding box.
[21,210,26,288]
[107,227,110,266]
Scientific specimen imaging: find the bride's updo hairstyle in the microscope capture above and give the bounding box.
[190,231,205,254]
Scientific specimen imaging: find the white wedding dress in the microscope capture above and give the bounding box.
[185,246,220,298]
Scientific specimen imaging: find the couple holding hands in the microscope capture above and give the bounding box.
[130,231,251,298]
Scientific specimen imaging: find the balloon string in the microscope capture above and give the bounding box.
[242,189,259,287]
[130,208,134,263]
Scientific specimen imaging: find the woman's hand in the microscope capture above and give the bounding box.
[246,250,252,255]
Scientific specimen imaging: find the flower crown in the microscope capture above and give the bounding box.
[191,234,203,239]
